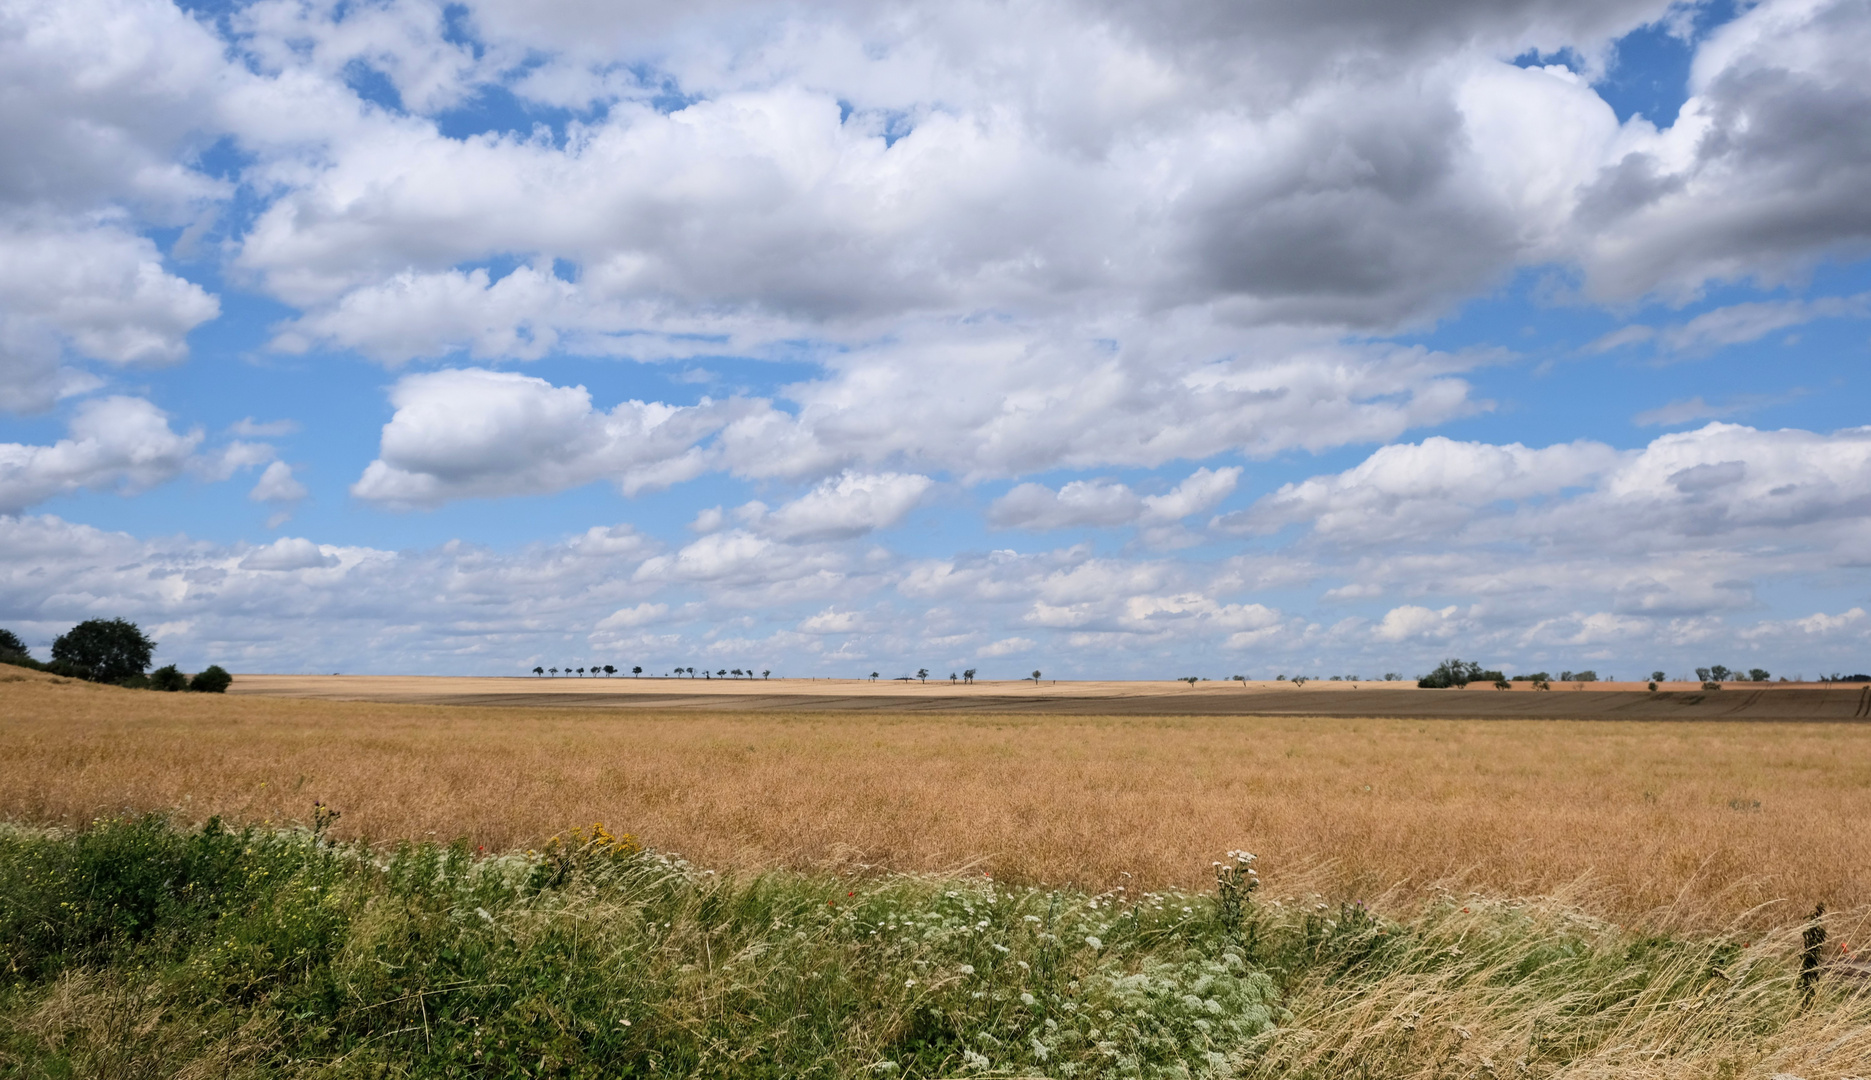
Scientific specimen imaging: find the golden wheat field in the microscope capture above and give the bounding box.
[6,668,1871,930]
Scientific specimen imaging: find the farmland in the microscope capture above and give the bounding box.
[7,670,1871,926]
[5,669,1871,1078]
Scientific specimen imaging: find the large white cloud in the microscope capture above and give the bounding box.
[0,0,234,411]
[748,470,934,542]
[1219,437,1622,541]
[989,466,1240,531]
[0,220,220,411]
[0,396,203,512]
[350,368,750,505]
[1571,0,1871,299]
[1218,422,1871,629]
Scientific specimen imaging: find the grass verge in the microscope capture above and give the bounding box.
[1,817,1866,1078]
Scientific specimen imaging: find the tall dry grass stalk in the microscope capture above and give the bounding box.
[6,676,1871,930]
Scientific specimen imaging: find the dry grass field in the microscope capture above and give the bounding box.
[6,668,1871,930]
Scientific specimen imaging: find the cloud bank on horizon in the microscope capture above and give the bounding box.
[2,0,1870,678]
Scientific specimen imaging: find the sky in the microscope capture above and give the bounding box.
[2,0,1870,681]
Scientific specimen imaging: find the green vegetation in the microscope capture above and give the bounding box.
[1,817,1862,1078]
[188,664,234,694]
[0,621,231,691]
[50,618,155,684]
[1415,659,1504,689]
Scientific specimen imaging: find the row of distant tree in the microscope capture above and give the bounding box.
[524,659,1869,686]
[0,620,229,692]
[863,669,1002,683]
[531,665,774,679]
[1406,658,1870,690]
[528,667,1043,683]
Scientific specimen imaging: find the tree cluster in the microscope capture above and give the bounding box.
[1416,658,1504,689]
[0,619,230,692]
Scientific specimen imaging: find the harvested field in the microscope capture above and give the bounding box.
[231,672,1871,720]
[7,670,1871,930]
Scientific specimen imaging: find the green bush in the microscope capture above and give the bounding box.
[150,664,189,691]
[188,665,232,693]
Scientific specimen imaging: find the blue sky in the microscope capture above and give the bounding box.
[3,0,1870,680]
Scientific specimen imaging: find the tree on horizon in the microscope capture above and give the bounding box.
[52,618,155,684]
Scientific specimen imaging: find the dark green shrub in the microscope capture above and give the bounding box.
[150,664,189,691]
[188,665,232,693]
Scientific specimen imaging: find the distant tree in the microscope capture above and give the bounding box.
[1572,670,1598,683]
[917,668,929,683]
[1384,672,1401,681]
[1695,666,1712,683]
[1232,675,1246,684]
[52,618,155,683]
[1709,664,1732,682]
[716,669,727,678]
[601,665,614,676]
[549,667,559,676]
[1031,669,1042,684]
[1291,676,1308,686]
[686,667,696,677]
[1183,676,1199,686]
[1493,677,1510,690]
[963,668,976,684]
[1651,670,1666,683]
[762,669,771,679]
[950,672,958,683]
[633,666,643,677]
[188,665,232,693]
[0,628,26,656]
[731,668,743,677]
[1748,667,1770,682]
[870,671,879,682]
[533,666,545,676]
[150,664,188,692]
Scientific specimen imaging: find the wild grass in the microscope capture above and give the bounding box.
[6,678,1871,930]
[1,817,1867,1079]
